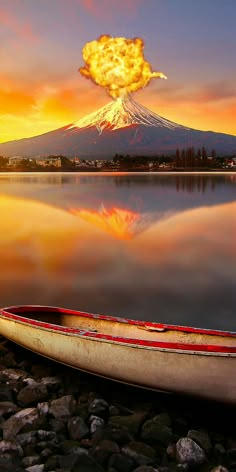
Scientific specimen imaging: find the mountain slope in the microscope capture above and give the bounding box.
[0,97,235,158]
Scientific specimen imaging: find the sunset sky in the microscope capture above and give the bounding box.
[1,0,235,143]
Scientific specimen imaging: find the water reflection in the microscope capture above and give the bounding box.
[0,194,235,330]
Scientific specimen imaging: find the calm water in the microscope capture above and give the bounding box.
[1,172,236,330]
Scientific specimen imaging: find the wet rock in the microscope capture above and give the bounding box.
[49,395,76,420]
[3,407,41,440]
[17,382,48,407]
[67,416,89,440]
[88,398,109,417]
[109,412,147,436]
[187,429,212,452]
[91,439,120,464]
[176,437,206,466]
[141,418,172,446]
[0,401,19,417]
[90,415,105,434]
[122,441,156,466]
[108,452,134,472]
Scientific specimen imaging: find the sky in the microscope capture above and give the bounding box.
[0,0,235,143]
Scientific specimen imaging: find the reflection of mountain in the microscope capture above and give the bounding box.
[70,206,140,240]
[1,195,236,330]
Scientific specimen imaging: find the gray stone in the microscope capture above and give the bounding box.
[122,441,156,466]
[0,452,24,472]
[3,408,41,440]
[16,431,37,446]
[88,398,109,417]
[67,416,89,440]
[49,395,76,420]
[17,383,48,407]
[0,401,19,416]
[25,465,45,472]
[176,437,206,465]
[90,415,105,434]
[0,440,23,457]
[37,402,49,416]
[187,429,212,452]
[37,430,57,441]
[40,376,61,390]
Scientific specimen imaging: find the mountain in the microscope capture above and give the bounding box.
[0,96,235,158]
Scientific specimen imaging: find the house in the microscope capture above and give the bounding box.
[36,157,61,167]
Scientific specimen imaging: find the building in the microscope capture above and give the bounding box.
[36,157,61,167]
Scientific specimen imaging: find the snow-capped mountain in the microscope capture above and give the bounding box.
[0,96,235,158]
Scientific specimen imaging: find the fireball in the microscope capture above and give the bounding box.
[79,35,167,98]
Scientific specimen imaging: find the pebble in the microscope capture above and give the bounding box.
[0,336,235,472]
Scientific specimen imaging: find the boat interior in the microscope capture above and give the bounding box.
[2,306,236,347]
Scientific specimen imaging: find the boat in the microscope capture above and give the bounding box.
[0,305,236,403]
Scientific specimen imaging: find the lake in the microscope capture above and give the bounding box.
[0,172,236,330]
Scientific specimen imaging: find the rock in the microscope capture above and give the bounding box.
[210,467,229,472]
[1,368,27,382]
[15,431,37,446]
[88,398,109,417]
[59,448,103,471]
[0,453,24,472]
[141,418,172,446]
[67,416,89,440]
[22,456,41,468]
[3,408,41,440]
[109,405,120,416]
[17,383,48,407]
[49,395,76,420]
[187,429,212,452]
[176,437,206,466]
[109,412,146,436]
[0,440,23,457]
[91,439,120,464]
[133,467,159,472]
[122,441,156,466]
[101,425,134,445]
[0,385,14,402]
[108,452,134,472]
[166,443,176,460]
[0,401,19,416]
[49,418,66,433]
[40,376,61,390]
[90,415,105,434]
[37,402,49,416]
[25,465,45,472]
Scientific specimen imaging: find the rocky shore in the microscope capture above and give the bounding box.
[0,335,235,472]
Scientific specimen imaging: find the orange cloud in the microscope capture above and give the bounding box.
[0,7,39,42]
[81,0,141,19]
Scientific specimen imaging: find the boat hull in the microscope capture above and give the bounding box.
[0,309,235,403]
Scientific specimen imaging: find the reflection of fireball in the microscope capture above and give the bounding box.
[70,206,140,240]
[79,35,167,98]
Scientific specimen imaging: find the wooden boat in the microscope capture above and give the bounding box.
[0,305,236,403]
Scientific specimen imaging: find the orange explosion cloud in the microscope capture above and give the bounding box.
[79,34,167,98]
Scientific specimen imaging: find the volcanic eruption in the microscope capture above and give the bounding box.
[0,35,235,157]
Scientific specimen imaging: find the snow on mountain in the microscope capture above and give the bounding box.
[0,97,235,158]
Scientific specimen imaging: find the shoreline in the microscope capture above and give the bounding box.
[0,335,235,471]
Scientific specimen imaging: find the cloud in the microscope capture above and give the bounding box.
[195,80,236,102]
[81,0,142,19]
[0,6,39,41]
